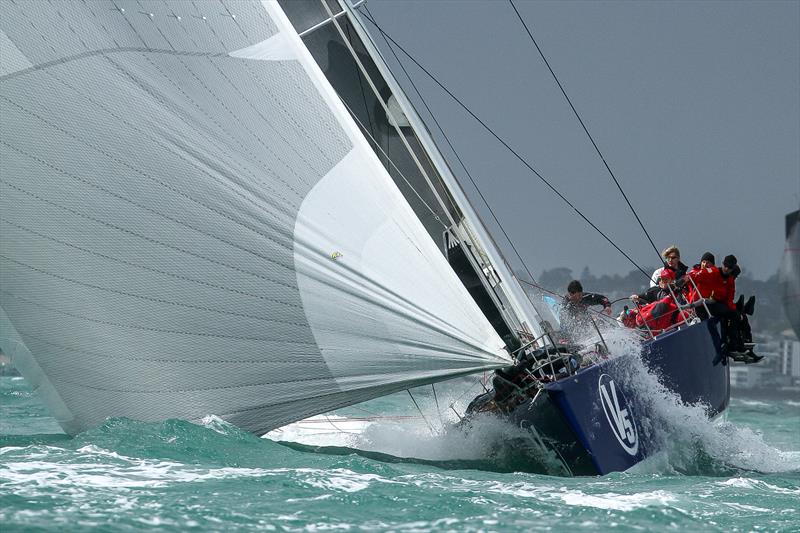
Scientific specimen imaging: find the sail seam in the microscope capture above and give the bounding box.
[40,365,499,400]
[0,130,301,278]
[7,329,317,365]
[12,61,304,212]
[101,52,318,195]
[0,255,303,326]
[0,217,302,309]
[131,53,306,205]
[39,364,497,395]
[0,47,228,82]
[0,180,299,288]
[0,289,317,344]
[46,374,341,394]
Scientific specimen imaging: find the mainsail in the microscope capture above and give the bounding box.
[0,0,510,435]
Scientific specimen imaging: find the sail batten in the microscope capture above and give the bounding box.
[0,0,510,435]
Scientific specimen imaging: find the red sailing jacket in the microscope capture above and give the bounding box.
[686,265,725,303]
[636,296,679,333]
[719,275,737,310]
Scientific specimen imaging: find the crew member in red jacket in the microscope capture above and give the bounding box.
[685,252,737,353]
[635,294,681,334]
[686,252,725,304]
[719,254,748,353]
[719,254,740,311]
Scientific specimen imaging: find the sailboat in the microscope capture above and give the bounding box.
[0,0,729,475]
[781,210,800,338]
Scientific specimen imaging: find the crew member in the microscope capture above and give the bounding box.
[632,268,676,305]
[635,294,682,335]
[560,280,611,338]
[719,254,740,311]
[650,245,689,287]
[685,252,739,354]
[685,252,723,305]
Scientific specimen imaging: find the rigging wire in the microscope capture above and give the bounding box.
[431,382,443,426]
[339,97,447,229]
[324,0,527,334]
[318,0,461,236]
[343,23,377,142]
[355,8,652,281]
[507,0,663,264]
[407,389,436,434]
[361,4,544,294]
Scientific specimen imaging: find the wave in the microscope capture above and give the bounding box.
[610,351,800,477]
[266,328,800,478]
[269,412,573,475]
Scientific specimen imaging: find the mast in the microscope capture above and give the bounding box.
[334,0,554,342]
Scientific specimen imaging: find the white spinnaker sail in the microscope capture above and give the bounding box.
[0,0,510,435]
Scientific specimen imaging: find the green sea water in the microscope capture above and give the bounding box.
[1,374,798,532]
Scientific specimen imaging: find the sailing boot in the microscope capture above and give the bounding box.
[743,295,756,316]
[745,350,764,364]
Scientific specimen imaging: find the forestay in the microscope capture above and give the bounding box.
[0,0,510,435]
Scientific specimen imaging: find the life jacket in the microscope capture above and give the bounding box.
[636,296,679,333]
[686,265,725,303]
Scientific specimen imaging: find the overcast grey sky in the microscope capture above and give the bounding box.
[363,0,800,282]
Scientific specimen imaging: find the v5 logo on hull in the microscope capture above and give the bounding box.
[598,374,639,456]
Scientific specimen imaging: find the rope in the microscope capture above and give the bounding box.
[407,389,436,434]
[508,0,663,264]
[343,23,377,142]
[339,97,447,229]
[319,0,460,236]
[361,6,543,293]
[431,383,443,426]
[356,8,652,281]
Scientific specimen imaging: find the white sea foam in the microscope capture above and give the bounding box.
[265,415,371,448]
[298,468,400,493]
[0,443,288,496]
[559,489,677,511]
[266,404,569,473]
[1,444,405,504]
[717,477,800,495]
[735,399,771,407]
[1,458,276,490]
[614,346,800,475]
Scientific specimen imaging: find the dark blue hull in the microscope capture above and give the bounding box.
[509,320,729,475]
